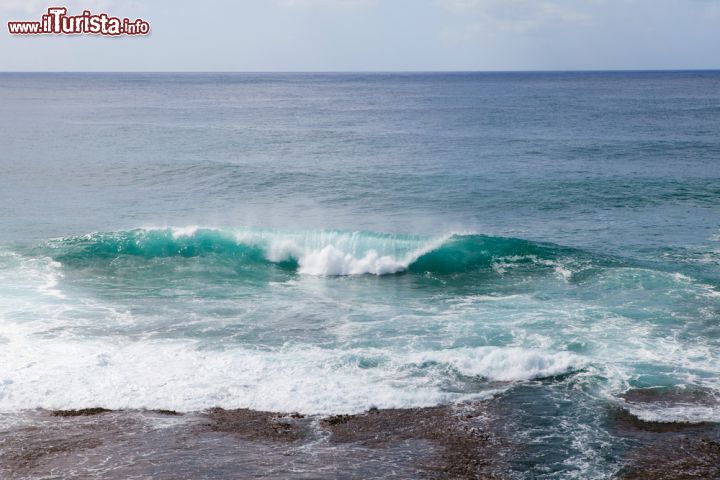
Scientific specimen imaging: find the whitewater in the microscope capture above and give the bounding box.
[1,226,718,426]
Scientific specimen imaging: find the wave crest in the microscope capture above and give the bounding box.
[42,227,578,277]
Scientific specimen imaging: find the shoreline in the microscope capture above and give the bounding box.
[0,403,507,479]
[1,402,718,479]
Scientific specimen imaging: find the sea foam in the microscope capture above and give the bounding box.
[0,331,582,414]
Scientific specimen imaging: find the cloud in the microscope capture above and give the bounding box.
[0,0,46,14]
[438,0,592,34]
[0,0,145,15]
[274,0,377,7]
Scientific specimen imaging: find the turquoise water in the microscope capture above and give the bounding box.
[1,72,719,478]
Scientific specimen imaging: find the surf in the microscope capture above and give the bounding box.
[38,226,587,277]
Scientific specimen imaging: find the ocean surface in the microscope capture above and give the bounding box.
[0,71,719,478]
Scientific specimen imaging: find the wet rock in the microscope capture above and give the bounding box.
[50,407,112,417]
[619,437,720,480]
[151,409,183,416]
[320,405,505,479]
[202,408,306,442]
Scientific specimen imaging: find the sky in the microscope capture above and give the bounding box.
[0,0,719,71]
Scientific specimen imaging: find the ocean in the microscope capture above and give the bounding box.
[0,71,719,478]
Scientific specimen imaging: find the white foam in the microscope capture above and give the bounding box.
[250,229,453,276]
[298,245,407,275]
[622,403,720,424]
[170,226,200,238]
[409,347,586,382]
[701,288,720,298]
[0,337,579,414]
[295,233,452,276]
[0,250,66,300]
[266,238,303,262]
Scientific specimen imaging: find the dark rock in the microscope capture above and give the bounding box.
[151,409,183,416]
[202,408,305,442]
[320,405,506,479]
[619,437,720,479]
[50,408,112,417]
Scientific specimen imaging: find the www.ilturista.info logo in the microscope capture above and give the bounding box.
[8,7,150,36]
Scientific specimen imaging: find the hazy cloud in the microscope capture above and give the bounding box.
[274,0,377,7]
[0,0,145,15]
[438,0,592,34]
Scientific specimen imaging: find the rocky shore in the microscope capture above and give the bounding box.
[0,402,717,479]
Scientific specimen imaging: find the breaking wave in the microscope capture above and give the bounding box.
[40,227,584,277]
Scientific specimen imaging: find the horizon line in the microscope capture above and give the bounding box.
[1,68,719,75]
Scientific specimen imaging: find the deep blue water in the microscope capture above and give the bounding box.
[0,71,719,478]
